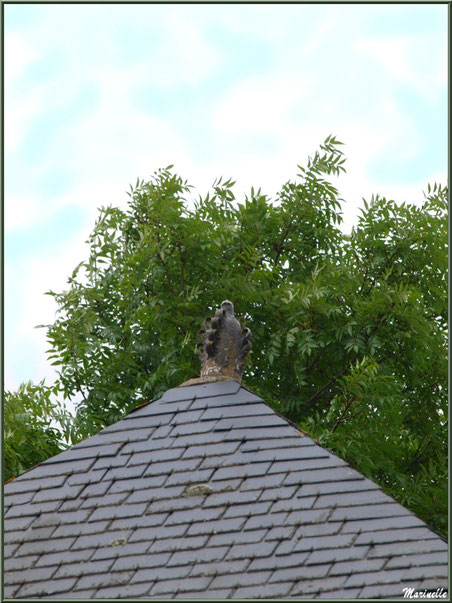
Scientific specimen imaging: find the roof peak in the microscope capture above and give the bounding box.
[189,300,251,385]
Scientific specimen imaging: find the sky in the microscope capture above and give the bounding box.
[4,3,448,412]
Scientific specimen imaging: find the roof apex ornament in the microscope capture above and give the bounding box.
[181,300,252,387]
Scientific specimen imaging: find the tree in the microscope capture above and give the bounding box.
[9,136,447,535]
[4,380,77,482]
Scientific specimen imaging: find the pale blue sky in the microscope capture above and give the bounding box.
[5,3,447,407]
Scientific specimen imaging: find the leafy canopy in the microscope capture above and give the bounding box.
[6,136,448,536]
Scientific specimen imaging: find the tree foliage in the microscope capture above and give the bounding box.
[4,381,76,482]
[7,137,447,535]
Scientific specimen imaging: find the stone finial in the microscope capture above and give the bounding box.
[181,301,252,387]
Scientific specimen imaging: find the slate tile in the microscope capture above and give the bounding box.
[147,496,200,514]
[113,475,167,497]
[208,529,266,548]
[143,457,201,477]
[110,511,167,530]
[76,570,134,590]
[178,589,233,599]
[141,484,186,501]
[386,551,449,569]
[306,545,370,566]
[160,380,239,403]
[32,483,84,503]
[81,491,129,508]
[170,420,218,437]
[111,552,171,572]
[165,468,214,486]
[45,589,96,598]
[96,583,152,598]
[402,564,448,580]
[36,548,96,567]
[368,539,447,559]
[227,540,278,560]
[171,431,227,448]
[330,502,409,522]
[5,564,57,584]
[19,525,57,541]
[72,529,132,550]
[297,478,374,497]
[216,414,286,431]
[189,558,250,577]
[225,425,299,441]
[128,523,187,542]
[167,545,228,567]
[52,520,110,539]
[241,436,312,452]
[137,564,193,583]
[4,490,35,506]
[67,468,108,486]
[202,488,260,508]
[259,485,298,502]
[265,525,298,541]
[284,465,359,486]
[271,496,316,513]
[354,526,442,546]
[359,582,419,598]
[247,445,328,464]
[16,578,77,598]
[345,568,410,587]
[149,535,209,555]
[80,480,113,498]
[249,551,310,571]
[4,543,20,557]
[91,454,132,471]
[224,500,271,518]
[419,578,449,590]
[291,575,348,595]
[330,557,386,576]
[201,403,273,422]
[149,575,214,595]
[53,558,114,579]
[120,412,175,429]
[5,529,31,544]
[151,424,174,439]
[241,473,286,491]
[315,489,394,509]
[286,507,333,526]
[243,511,288,531]
[4,515,36,531]
[212,462,272,481]
[182,440,241,460]
[269,456,345,475]
[292,533,355,554]
[270,563,331,583]
[33,509,92,528]
[188,516,246,536]
[5,554,39,572]
[14,536,76,557]
[211,570,272,589]
[87,503,147,523]
[341,513,424,533]
[317,587,362,599]
[122,436,172,455]
[91,540,149,560]
[166,505,224,526]
[4,584,20,598]
[234,582,294,599]
[172,409,205,424]
[5,499,62,519]
[296,521,343,538]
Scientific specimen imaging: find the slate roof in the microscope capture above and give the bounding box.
[4,379,448,599]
